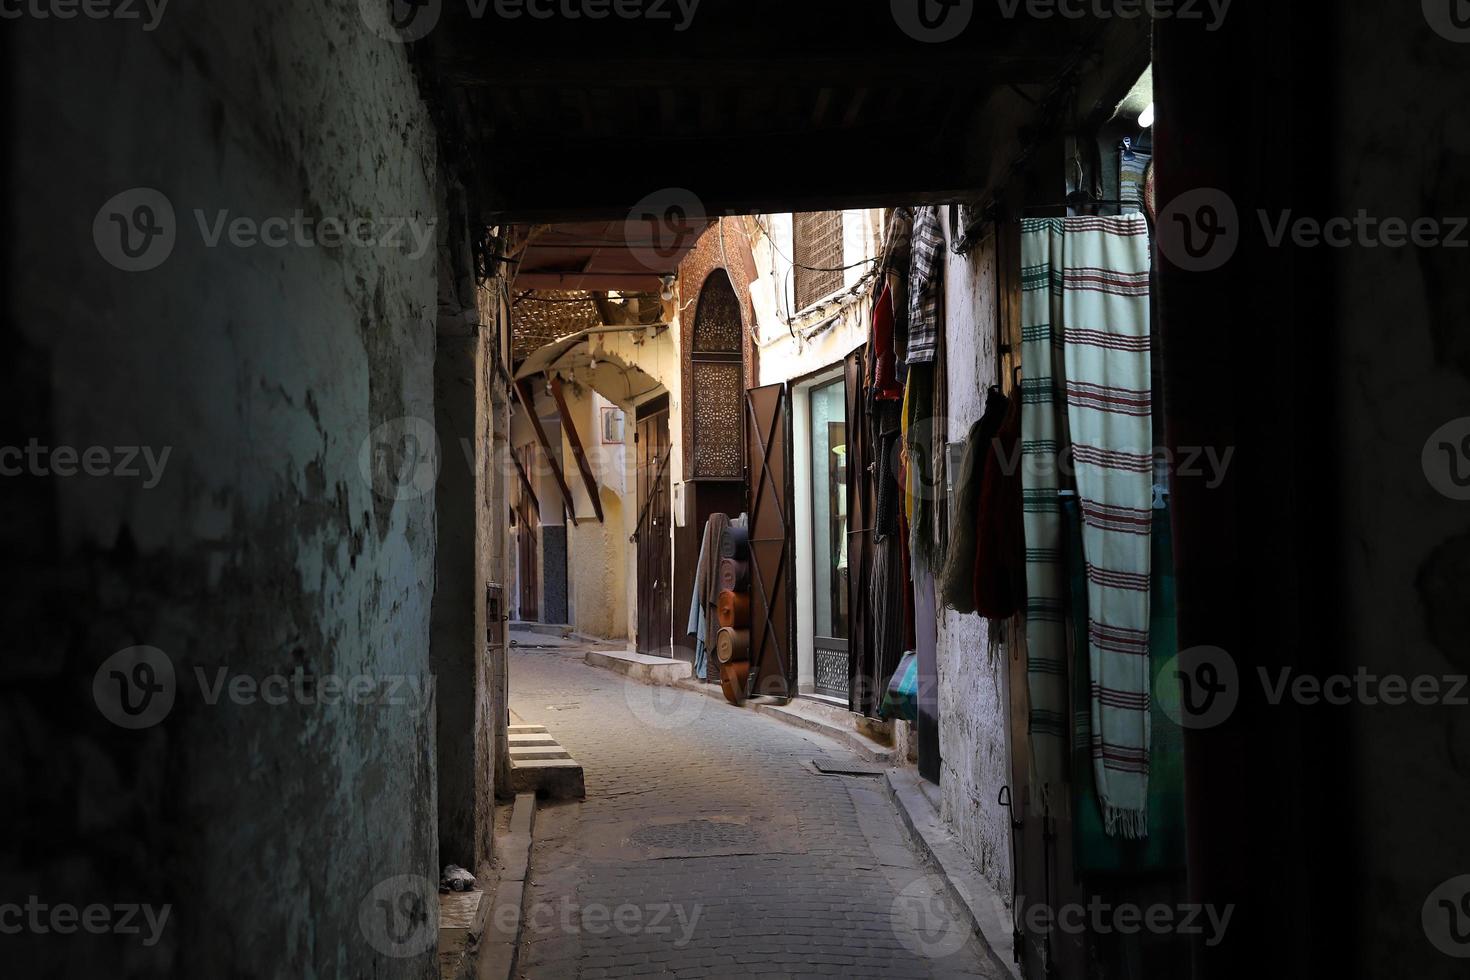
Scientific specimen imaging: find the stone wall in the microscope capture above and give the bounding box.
[935,215,1015,900]
[7,2,445,975]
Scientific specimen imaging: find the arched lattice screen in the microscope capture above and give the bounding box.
[690,272,744,479]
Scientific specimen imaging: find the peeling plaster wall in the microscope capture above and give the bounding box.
[8,3,442,976]
[935,216,1014,900]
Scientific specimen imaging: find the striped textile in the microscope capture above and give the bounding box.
[1119,148,1151,213]
[1060,213,1153,838]
[1019,218,1070,789]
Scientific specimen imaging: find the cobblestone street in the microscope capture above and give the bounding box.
[509,642,1001,979]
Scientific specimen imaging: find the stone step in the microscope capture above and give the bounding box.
[509,756,585,800]
[508,732,558,746]
[584,648,692,686]
[508,745,572,761]
[507,724,548,735]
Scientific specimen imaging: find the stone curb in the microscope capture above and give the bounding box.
[470,793,538,980]
[881,770,1022,980]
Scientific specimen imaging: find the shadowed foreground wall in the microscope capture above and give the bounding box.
[4,2,443,976]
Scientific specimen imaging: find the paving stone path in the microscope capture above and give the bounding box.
[508,642,1002,980]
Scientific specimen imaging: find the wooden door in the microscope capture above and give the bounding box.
[516,446,540,621]
[635,408,672,657]
[843,347,877,714]
[744,382,795,699]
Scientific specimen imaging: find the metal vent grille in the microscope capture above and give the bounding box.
[793,211,844,311]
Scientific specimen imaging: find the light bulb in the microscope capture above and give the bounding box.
[1138,102,1155,129]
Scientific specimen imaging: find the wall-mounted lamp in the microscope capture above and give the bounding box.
[659,275,676,302]
[1138,102,1155,129]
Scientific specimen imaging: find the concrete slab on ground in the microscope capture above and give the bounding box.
[584,648,692,685]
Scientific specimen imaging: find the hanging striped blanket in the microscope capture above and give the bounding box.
[1061,214,1153,838]
[1019,218,1069,791]
[1021,214,1153,837]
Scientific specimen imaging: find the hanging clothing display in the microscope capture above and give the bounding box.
[688,512,732,682]
[906,205,944,365]
[973,387,1025,619]
[1069,496,1186,872]
[904,364,942,572]
[870,282,904,402]
[1061,213,1154,838]
[1021,213,1154,836]
[1019,217,1072,791]
[1119,146,1151,214]
[939,388,1009,613]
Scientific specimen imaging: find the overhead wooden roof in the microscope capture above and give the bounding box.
[415,1,1149,222]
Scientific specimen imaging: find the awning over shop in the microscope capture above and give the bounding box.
[514,325,666,405]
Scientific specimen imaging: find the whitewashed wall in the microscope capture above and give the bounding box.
[936,210,1014,899]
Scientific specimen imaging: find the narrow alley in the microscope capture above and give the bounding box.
[10,2,1470,979]
[506,634,1000,979]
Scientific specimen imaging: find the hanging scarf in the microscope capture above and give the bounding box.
[1020,218,1071,792]
[904,364,943,573]
[1059,213,1154,838]
[938,389,1008,613]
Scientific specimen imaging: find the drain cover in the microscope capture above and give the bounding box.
[812,757,884,777]
[628,819,760,853]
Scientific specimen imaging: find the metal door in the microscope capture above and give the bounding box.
[744,382,795,699]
